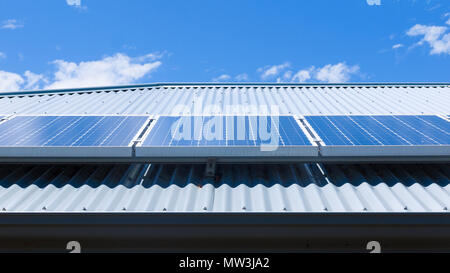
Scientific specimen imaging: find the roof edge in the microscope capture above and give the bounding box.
[1,82,449,97]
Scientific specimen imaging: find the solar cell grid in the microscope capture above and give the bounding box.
[0,116,148,147]
[142,116,312,147]
[305,115,450,146]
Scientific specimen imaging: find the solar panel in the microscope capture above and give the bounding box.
[0,116,148,158]
[136,116,317,160]
[142,116,311,147]
[305,115,450,157]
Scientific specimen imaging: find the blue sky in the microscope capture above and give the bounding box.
[0,0,449,91]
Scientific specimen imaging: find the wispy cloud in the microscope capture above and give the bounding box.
[315,63,360,83]
[259,62,359,83]
[366,0,381,6]
[392,44,404,49]
[66,0,87,10]
[406,17,450,55]
[211,73,249,82]
[0,71,24,92]
[1,19,24,30]
[135,51,167,62]
[23,71,47,90]
[66,0,80,5]
[0,53,163,92]
[258,62,290,80]
[291,69,312,83]
[235,73,249,81]
[46,53,162,89]
[212,74,231,82]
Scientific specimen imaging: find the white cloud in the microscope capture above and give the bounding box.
[1,19,24,30]
[291,69,312,83]
[258,62,290,80]
[235,73,249,81]
[0,71,46,92]
[447,18,450,26]
[406,22,450,55]
[136,51,167,62]
[66,0,87,10]
[282,71,293,80]
[0,71,24,92]
[276,70,295,83]
[23,71,47,90]
[392,44,404,49]
[0,53,162,92]
[315,63,360,83]
[212,74,231,82]
[366,0,381,6]
[66,0,81,6]
[46,53,162,89]
[257,62,359,83]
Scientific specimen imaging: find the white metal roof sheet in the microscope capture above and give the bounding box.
[0,163,448,213]
[0,83,449,116]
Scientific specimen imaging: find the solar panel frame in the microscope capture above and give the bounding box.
[136,115,319,160]
[0,115,150,158]
[304,115,450,157]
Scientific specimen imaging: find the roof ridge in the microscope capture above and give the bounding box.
[1,82,449,97]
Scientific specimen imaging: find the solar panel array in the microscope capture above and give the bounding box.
[0,116,148,147]
[0,114,447,161]
[305,115,450,146]
[142,116,311,147]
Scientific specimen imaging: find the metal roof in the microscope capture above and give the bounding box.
[0,83,449,116]
[0,83,448,214]
[0,163,448,213]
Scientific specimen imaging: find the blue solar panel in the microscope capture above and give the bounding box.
[142,116,312,147]
[305,115,450,146]
[0,116,148,147]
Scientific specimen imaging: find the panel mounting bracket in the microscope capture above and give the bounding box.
[295,115,326,157]
[205,158,217,177]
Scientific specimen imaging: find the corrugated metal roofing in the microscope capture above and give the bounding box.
[0,83,449,116]
[0,163,448,213]
[0,83,448,214]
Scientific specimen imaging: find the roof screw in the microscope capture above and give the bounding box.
[83,207,87,211]
[363,207,367,211]
[404,206,408,211]
[282,207,287,211]
[242,206,246,211]
[122,207,127,211]
[163,208,167,211]
[2,208,6,211]
[203,207,208,211]
[323,207,328,211]
[444,207,448,211]
[42,206,47,211]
